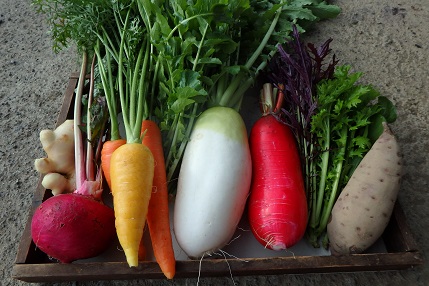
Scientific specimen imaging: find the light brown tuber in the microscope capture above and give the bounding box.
[34,120,76,195]
[327,122,402,255]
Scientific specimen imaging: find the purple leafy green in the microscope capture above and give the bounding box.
[265,25,338,199]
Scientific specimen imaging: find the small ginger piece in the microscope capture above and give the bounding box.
[34,120,76,195]
[41,173,75,196]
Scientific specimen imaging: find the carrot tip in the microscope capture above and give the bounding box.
[164,272,175,280]
[124,249,139,267]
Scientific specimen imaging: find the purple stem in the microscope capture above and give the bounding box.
[73,52,103,200]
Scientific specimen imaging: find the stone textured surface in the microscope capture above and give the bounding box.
[1,0,427,285]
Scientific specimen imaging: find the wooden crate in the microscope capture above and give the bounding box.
[12,74,424,283]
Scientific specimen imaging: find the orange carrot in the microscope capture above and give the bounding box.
[141,120,176,279]
[110,143,154,267]
[101,139,126,189]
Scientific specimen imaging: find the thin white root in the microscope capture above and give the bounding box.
[197,253,205,286]
[225,234,242,246]
[219,249,237,286]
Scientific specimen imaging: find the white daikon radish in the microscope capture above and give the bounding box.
[173,106,252,258]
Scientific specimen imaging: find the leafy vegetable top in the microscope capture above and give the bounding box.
[33,0,341,190]
[144,0,340,186]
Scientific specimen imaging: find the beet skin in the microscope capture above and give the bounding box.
[31,193,116,263]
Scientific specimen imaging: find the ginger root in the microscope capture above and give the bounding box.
[34,120,76,195]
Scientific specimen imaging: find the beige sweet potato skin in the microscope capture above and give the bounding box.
[327,122,402,255]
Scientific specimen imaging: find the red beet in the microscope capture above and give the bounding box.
[31,194,115,263]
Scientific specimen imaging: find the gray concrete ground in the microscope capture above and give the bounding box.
[1,0,428,285]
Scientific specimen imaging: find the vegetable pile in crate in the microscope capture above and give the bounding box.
[12,0,424,283]
[13,76,422,282]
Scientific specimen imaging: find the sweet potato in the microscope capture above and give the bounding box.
[327,122,402,255]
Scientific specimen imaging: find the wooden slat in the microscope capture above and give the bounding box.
[392,203,420,251]
[382,203,420,253]
[12,252,424,283]
[55,73,79,126]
